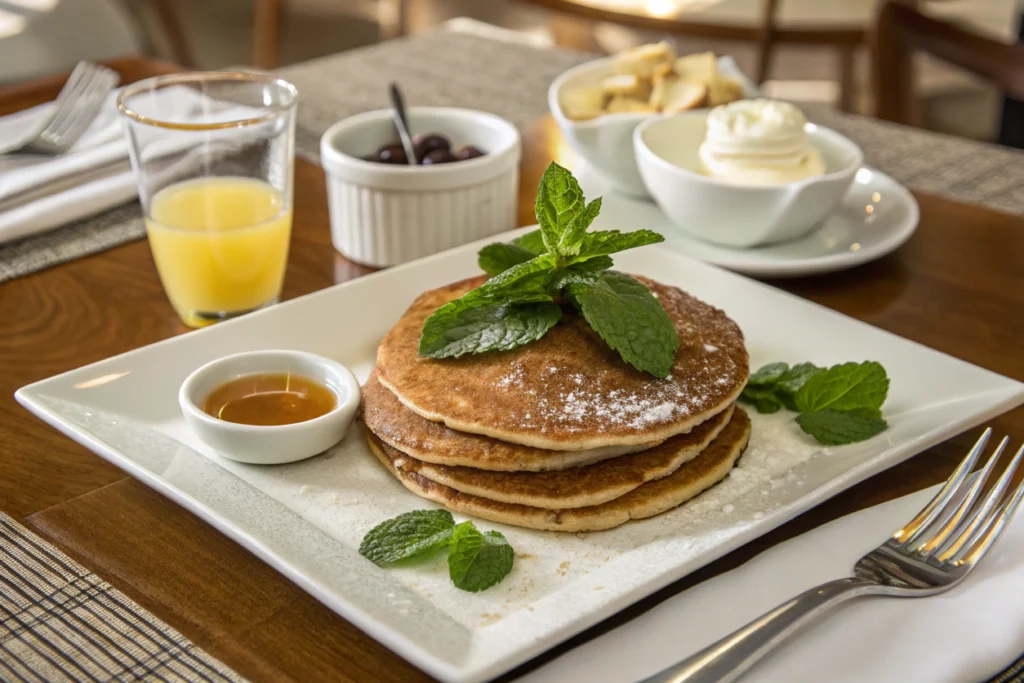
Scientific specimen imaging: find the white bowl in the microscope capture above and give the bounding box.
[549,56,656,197]
[179,350,360,464]
[634,111,863,248]
[320,107,521,267]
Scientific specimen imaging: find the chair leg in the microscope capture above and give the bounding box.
[254,0,284,69]
[548,12,593,52]
[150,0,194,67]
[755,0,780,84]
[379,0,409,40]
[838,44,857,112]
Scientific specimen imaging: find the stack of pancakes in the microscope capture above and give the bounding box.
[363,275,751,532]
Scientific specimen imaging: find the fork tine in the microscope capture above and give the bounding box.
[49,75,114,144]
[893,428,990,545]
[48,62,90,112]
[938,442,1024,563]
[46,66,110,139]
[916,436,1008,556]
[957,477,1024,567]
[43,63,100,135]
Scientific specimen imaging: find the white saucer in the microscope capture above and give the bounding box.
[579,166,920,278]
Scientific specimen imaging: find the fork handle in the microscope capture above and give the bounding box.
[639,577,878,683]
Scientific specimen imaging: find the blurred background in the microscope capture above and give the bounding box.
[0,0,1019,143]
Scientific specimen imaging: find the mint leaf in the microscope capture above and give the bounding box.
[566,271,679,378]
[570,229,664,264]
[775,362,822,410]
[559,198,602,255]
[512,229,547,255]
[776,362,822,395]
[359,510,455,566]
[551,255,613,290]
[739,386,782,414]
[476,254,556,300]
[748,362,789,387]
[796,408,888,445]
[795,362,889,413]
[447,523,515,592]
[419,299,561,358]
[478,243,536,276]
[535,162,586,256]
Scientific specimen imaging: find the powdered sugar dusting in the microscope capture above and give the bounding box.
[489,353,741,433]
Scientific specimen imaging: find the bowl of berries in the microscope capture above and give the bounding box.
[320,107,521,267]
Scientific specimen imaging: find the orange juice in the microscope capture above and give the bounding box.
[145,177,291,327]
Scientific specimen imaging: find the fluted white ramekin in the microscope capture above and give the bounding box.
[320,107,521,267]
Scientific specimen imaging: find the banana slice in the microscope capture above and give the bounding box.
[561,86,606,121]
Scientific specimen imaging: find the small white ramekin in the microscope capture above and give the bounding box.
[634,110,863,248]
[320,107,521,267]
[179,350,360,464]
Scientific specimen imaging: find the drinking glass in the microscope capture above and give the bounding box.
[118,72,298,328]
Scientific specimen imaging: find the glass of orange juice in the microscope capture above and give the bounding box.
[117,72,297,327]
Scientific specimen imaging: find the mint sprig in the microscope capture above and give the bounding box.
[419,162,676,378]
[359,511,515,592]
[566,271,680,378]
[359,509,456,565]
[741,361,890,445]
[447,523,515,593]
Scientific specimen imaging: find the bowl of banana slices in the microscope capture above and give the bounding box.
[549,42,756,197]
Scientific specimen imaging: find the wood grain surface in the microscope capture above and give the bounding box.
[1,58,1022,683]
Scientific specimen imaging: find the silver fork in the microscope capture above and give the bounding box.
[4,62,119,155]
[642,428,1024,683]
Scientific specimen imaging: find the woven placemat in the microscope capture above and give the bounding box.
[0,512,245,682]
[1,24,1022,283]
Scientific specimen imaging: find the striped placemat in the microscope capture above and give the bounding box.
[0,512,245,682]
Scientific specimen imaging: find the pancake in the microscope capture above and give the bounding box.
[374,405,733,509]
[376,275,748,451]
[367,406,751,532]
[362,371,666,471]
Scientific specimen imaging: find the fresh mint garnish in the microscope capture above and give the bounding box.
[569,229,664,264]
[361,511,515,592]
[738,386,783,414]
[795,361,889,413]
[566,271,680,377]
[534,162,602,258]
[511,229,547,255]
[741,361,822,411]
[358,509,455,566]
[742,360,890,445]
[418,300,562,358]
[447,522,515,593]
[795,408,888,445]
[774,362,822,409]
[478,242,536,276]
[747,362,789,387]
[419,162,676,378]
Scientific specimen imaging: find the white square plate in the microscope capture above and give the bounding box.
[16,231,1024,683]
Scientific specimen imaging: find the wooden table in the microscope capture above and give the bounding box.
[1,57,1022,683]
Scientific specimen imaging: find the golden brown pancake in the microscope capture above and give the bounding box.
[376,275,748,451]
[362,371,665,471]
[367,406,751,532]
[372,406,733,509]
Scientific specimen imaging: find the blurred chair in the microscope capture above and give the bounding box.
[872,0,1024,145]
[512,0,869,111]
[147,0,409,69]
[0,0,141,83]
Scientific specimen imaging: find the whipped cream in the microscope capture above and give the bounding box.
[699,99,825,185]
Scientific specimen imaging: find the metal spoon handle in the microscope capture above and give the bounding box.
[388,82,417,166]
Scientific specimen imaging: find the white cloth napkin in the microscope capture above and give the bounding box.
[522,485,1024,683]
[0,87,257,245]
